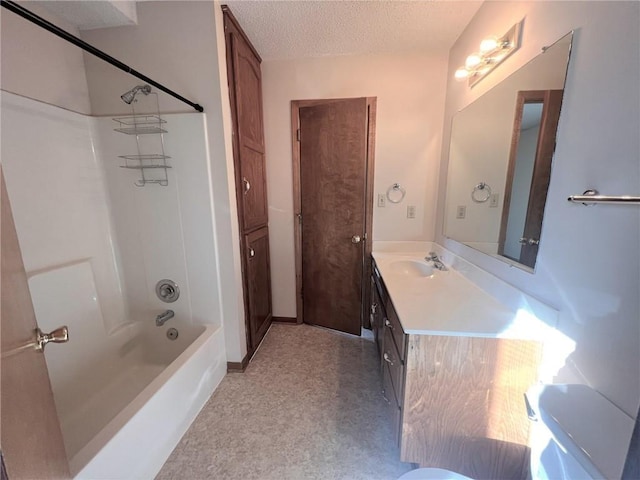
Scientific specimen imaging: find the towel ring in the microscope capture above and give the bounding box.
[471,182,491,203]
[386,183,406,204]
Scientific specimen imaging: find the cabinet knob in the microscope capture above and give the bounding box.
[242,177,251,194]
[351,235,362,244]
[248,247,255,258]
[384,318,392,329]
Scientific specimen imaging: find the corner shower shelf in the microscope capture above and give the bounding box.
[119,165,172,170]
[115,126,167,135]
[113,115,167,135]
[113,99,171,187]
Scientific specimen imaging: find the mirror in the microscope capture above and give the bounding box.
[444,33,573,271]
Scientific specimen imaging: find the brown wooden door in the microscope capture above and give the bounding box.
[244,227,273,352]
[299,99,368,335]
[1,170,70,479]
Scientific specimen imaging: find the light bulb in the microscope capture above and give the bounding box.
[454,68,469,80]
[479,37,499,53]
[465,54,482,69]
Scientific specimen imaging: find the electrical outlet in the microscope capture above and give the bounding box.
[377,193,386,207]
[456,205,466,219]
[489,193,499,208]
[407,205,416,219]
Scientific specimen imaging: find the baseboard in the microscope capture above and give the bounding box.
[272,316,297,323]
[226,353,249,373]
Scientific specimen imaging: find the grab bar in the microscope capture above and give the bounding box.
[567,189,640,206]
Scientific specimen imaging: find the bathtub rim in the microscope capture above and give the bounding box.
[69,323,221,476]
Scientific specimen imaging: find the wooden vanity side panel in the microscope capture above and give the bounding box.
[401,335,541,480]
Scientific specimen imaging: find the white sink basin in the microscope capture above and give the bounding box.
[388,260,434,277]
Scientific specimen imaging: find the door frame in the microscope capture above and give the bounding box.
[290,97,377,326]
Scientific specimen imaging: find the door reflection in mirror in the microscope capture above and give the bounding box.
[499,90,563,268]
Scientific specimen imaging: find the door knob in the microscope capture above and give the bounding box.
[35,326,69,351]
[2,326,69,358]
[351,235,362,244]
[519,237,540,246]
[242,177,251,194]
[248,247,255,258]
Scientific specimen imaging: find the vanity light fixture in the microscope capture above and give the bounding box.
[454,20,522,87]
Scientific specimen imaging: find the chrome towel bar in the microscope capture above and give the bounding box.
[567,189,640,206]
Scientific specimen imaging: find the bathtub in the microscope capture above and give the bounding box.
[61,322,226,479]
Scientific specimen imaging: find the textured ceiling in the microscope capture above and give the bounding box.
[29,1,138,30]
[225,0,483,60]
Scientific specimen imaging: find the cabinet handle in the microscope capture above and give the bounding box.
[371,302,378,314]
[243,177,251,194]
[384,318,392,329]
[248,247,255,258]
[382,388,390,404]
[383,352,394,365]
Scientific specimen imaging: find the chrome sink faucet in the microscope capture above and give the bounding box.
[156,309,175,326]
[425,251,448,271]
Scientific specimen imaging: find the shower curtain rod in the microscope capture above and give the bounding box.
[1,0,204,113]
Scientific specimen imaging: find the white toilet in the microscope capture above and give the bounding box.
[398,384,636,480]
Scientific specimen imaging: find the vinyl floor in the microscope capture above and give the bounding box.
[156,323,413,480]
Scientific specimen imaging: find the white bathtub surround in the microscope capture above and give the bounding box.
[372,243,572,384]
[2,91,227,478]
[1,91,129,333]
[91,111,222,330]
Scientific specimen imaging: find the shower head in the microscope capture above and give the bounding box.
[120,85,151,104]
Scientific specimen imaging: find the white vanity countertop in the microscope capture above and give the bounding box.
[372,251,548,340]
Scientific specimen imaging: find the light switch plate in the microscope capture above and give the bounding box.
[456,205,466,219]
[377,193,386,207]
[407,205,416,219]
[489,193,499,208]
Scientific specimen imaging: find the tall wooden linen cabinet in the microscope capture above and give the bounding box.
[222,6,273,358]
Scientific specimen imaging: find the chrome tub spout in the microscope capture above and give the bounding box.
[156,309,175,326]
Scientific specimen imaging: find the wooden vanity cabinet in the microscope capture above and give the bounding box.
[371,258,541,480]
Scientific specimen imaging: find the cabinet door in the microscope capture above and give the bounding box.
[382,362,402,446]
[232,31,268,230]
[244,227,272,352]
[239,145,268,231]
[370,275,383,354]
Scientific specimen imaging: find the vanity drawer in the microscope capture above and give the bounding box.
[384,301,406,361]
[382,325,404,406]
[382,362,402,446]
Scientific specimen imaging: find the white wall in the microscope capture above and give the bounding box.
[262,53,448,318]
[81,1,247,362]
[436,0,640,433]
[0,3,91,114]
